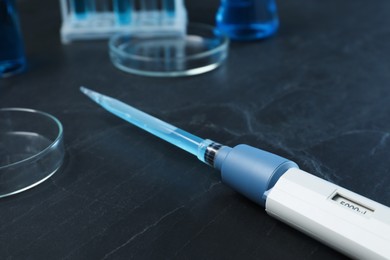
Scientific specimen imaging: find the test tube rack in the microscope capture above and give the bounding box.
[60,0,187,44]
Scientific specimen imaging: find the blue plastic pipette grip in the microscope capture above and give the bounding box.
[214,144,298,206]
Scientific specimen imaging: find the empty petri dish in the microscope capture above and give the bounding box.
[109,23,229,77]
[0,108,65,198]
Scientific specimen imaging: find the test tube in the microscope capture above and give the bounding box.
[95,0,111,12]
[114,0,133,25]
[140,0,159,25]
[163,0,175,17]
[141,0,158,11]
[70,0,95,20]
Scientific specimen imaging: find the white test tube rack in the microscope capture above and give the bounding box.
[60,0,187,44]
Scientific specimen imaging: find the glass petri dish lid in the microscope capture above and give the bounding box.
[109,23,229,77]
[0,108,65,198]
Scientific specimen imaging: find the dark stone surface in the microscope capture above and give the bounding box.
[1,0,390,259]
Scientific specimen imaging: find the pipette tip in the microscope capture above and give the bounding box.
[80,86,92,96]
[80,86,103,104]
[79,86,219,164]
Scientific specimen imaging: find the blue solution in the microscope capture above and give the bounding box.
[163,0,175,17]
[216,0,279,41]
[0,0,26,78]
[80,87,206,158]
[70,0,95,20]
[114,0,132,25]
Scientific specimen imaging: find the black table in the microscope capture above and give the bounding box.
[1,0,390,259]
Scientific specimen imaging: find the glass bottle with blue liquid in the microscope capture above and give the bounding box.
[0,0,26,78]
[216,0,279,41]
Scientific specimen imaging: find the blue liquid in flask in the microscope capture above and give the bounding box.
[0,0,26,78]
[216,0,279,41]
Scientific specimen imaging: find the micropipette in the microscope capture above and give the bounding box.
[80,87,390,259]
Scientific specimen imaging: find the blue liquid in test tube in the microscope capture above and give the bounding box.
[163,0,175,17]
[71,0,95,20]
[0,0,26,78]
[216,0,279,41]
[114,0,132,25]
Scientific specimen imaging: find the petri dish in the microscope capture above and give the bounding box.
[0,108,65,198]
[109,23,229,77]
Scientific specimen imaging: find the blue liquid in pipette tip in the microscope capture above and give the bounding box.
[0,0,26,78]
[216,0,279,40]
[114,0,132,25]
[80,87,208,158]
